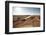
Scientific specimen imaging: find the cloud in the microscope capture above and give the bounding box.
[13,7,40,15]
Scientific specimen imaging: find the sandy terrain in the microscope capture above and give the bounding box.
[13,15,40,28]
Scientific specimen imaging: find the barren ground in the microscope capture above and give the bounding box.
[13,15,40,28]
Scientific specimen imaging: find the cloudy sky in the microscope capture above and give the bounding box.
[13,7,40,15]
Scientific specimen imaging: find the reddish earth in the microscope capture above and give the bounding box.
[13,15,40,28]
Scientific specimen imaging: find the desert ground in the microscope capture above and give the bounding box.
[13,15,40,28]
